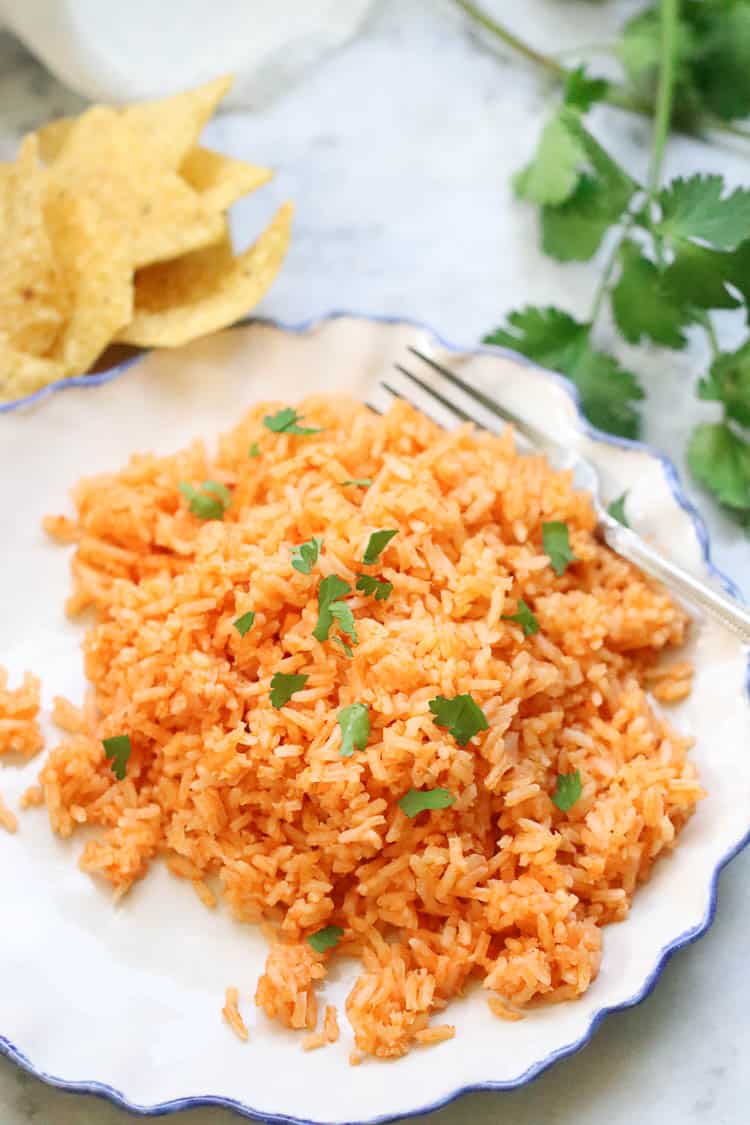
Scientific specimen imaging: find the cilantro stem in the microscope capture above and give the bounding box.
[589,214,636,327]
[452,0,565,78]
[697,310,720,361]
[648,0,678,195]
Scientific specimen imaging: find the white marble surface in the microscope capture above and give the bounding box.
[0,1,748,1122]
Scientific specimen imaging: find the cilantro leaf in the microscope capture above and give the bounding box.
[563,65,609,113]
[687,423,750,511]
[102,734,131,781]
[690,5,750,122]
[611,240,691,348]
[698,343,750,428]
[607,492,630,527]
[362,529,398,566]
[560,110,637,207]
[179,480,232,521]
[398,788,456,818]
[342,478,372,487]
[542,521,577,576]
[657,175,750,251]
[313,575,351,642]
[356,573,393,601]
[552,770,582,812]
[617,7,697,93]
[233,611,256,637]
[248,442,261,458]
[290,536,323,576]
[308,925,343,954]
[263,407,323,435]
[513,111,586,206]
[330,600,358,644]
[338,702,370,757]
[331,636,354,658]
[428,693,489,746]
[484,307,643,439]
[660,242,740,311]
[501,599,539,637]
[542,175,622,263]
[269,672,309,709]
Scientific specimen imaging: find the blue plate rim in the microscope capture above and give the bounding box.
[1,308,748,1124]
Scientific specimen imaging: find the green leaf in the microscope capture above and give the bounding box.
[355,573,393,601]
[563,65,609,112]
[313,575,351,642]
[542,521,577,576]
[560,109,637,206]
[263,407,323,435]
[501,599,539,637]
[362,529,398,566]
[290,536,323,576]
[483,306,643,439]
[178,480,232,521]
[330,600,358,644]
[687,423,750,510]
[617,7,696,84]
[513,111,586,207]
[331,636,354,658]
[660,241,740,311]
[657,175,750,251]
[611,240,691,347]
[428,693,489,746]
[542,175,620,263]
[698,343,750,429]
[307,925,344,954]
[338,702,370,757]
[690,5,750,122]
[233,611,256,637]
[342,478,372,487]
[269,672,309,709]
[398,788,456,818]
[607,492,630,527]
[248,442,261,458]
[102,734,131,781]
[552,770,582,812]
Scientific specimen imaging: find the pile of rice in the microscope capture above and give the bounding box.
[39,395,702,1059]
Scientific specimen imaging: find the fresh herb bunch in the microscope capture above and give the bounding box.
[456,0,750,530]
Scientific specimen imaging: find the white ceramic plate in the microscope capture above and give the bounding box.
[1,314,749,1123]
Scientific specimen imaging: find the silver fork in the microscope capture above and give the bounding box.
[372,344,750,644]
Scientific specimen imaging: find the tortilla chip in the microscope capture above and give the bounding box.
[180,147,272,211]
[123,75,233,170]
[37,77,233,171]
[44,190,133,375]
[48,106,223,269]
[0,332,66,402]
[0,136,67,356]
[119,202,293,348]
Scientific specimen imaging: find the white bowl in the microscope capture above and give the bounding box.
[1,314,748,1123]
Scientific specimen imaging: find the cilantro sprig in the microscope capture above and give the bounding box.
[234,611,256,637]
[179,480,232,521]
[552,770,583,813]
[428,694,489,746]
[362,529,398,566]
[308,925,343,954]
[355,573,393,601]
[501,599,539,637]
[313,575,357,649]
[270,672,308,709]
[398,788,456,818]
[463,2,750,531]
[338,703,370,757]
[263,408,322,436]
[291,536,323,576]
[542,522,577,577]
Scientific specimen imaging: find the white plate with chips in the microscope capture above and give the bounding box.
[1,313,749,1123]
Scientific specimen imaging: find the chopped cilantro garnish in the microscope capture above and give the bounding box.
[542,521,577,576]
[607,492,630,527]
[355,573,393,601]
[501,599,539,637]
[331,600,358,644]
[552,770,583,812]
[362,529,398,566]
[338,703,370,757]
[313,575,351,642]
[269,672,308,709]
[263,407,322,435]
[342,478,372,487]
[331,636,354,658]
[428,694,489,746]
[102,734,131,781]
[248,442,261,458]
[290,536,323,576]
[308,925,344,954]
[178,480,232,521]
[233,611,256,637]
[398,788,456,818]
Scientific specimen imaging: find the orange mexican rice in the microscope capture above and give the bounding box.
[38,395,702,1059]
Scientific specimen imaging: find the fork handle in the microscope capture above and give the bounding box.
[600,513,750,644]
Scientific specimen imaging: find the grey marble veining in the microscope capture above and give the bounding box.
[1,1,748,1122]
